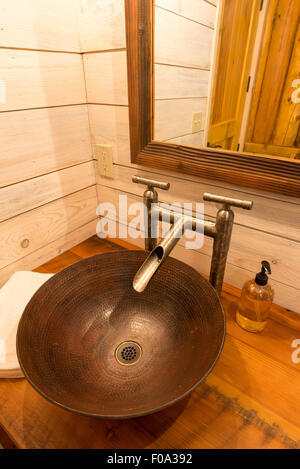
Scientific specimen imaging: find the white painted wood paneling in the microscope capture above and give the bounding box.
[206,0,218,7]
[83,51,128,105]
[166,131,205,146]
[0,161,96,222]
[0,219,97,288]
[155,0,217,27]
[154,4,216,144]
[155,7,215,69]
[155,98,207,140]
[97,164,300,242]
[0,0,80,52]
[79,0,126,52]
[0,1,97,281]
[0,105,92,187]
[0,186,97,270]
[155,64,210,100]
[88,104,130,164]
[0,49,86,111]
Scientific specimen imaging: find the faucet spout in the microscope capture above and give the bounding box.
[133,219,184,293]
[132,174,253,295]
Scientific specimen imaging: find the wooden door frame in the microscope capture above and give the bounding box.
[125,0,300,198]
[206,0,262,151]
[238,0,270,151]
[203,0,223,146]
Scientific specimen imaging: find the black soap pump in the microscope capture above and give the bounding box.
[236,261,274,333]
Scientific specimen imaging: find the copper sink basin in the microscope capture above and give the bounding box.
[17,251,225,419]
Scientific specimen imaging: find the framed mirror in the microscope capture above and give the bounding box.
[125,0,300,197]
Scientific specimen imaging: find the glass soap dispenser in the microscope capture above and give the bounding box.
[236,261,274,333]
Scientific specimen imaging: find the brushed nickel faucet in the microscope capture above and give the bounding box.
[132,176,253,296]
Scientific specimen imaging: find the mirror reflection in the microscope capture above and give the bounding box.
[154,0,300,161]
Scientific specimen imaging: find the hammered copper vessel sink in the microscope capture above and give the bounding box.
[17,251,225,419]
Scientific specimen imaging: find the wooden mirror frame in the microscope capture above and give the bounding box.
[125,0,300,198]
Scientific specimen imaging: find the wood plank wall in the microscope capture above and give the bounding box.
[245,0,300,159]
[0,0,98,287]
[208,0,261,151]
[154,0,217,145]
[82,0,300,313]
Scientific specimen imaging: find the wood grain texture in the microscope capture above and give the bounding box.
[88,104,130,164]
[244,143,300,160]
[273,22,300,147]
[0,424,16,449]
[208,0,260,150]
[125,0,153,157]
[155,98,207,140]
[79,0,126,52]
[0,162,96,223]
[154,2,215,144]
[137,142,300,198]
[155,64,210,100]
[247,0,300,145]
[125,0,300,198]
[83,51,128,105]
[0,237,299,449]
[0,2,97,302]
[0,0,80,52]
[210,0,257,123]
[0,105,92,187]
[0,49,86,111]
[0,220,97,289]
[155,7,214,69]
[155,0,217,27]
[0,186,97,270]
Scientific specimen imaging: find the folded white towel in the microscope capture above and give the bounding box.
[0,271,53,378]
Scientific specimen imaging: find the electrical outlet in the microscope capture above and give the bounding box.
[95,144,114,178]
[192,112,202,133]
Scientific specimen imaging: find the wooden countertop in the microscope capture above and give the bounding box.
[0,236,299,449]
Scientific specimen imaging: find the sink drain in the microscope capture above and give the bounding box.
[115,341,142,366]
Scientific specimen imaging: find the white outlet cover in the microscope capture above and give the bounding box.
[95,144,114,179]
[192,112,202,133]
